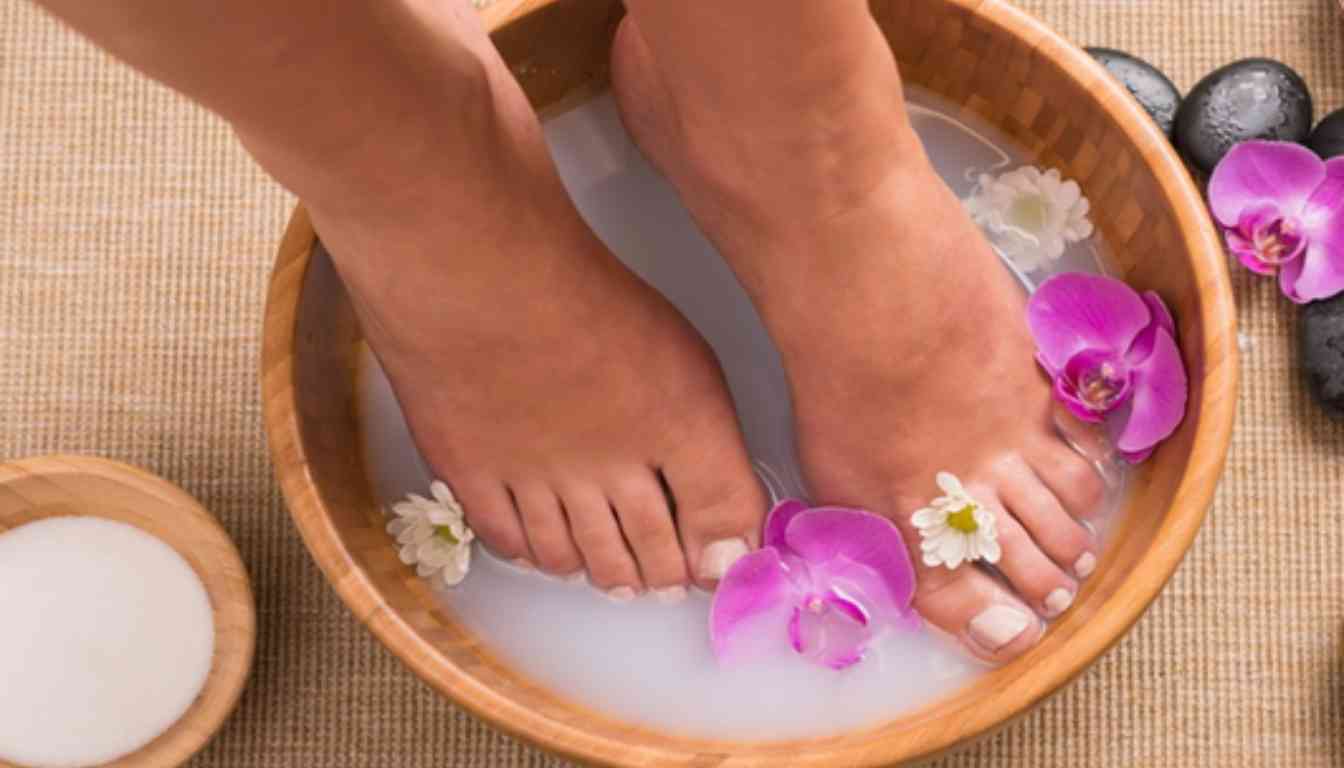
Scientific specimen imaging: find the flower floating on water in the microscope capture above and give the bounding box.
[1028,273,1188,463]
[965,166,1095,271]
[1208,140,1344,303]
[911,472,1000,569]
[386,480,475,587]
[710,500,918,670]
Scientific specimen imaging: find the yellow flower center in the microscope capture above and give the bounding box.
[1008,194,1049,233]
[434,525,460,545]
[946,504,980,534]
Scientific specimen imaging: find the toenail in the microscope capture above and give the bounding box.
[698,538,749,581]
[564,571,587,584]
[968,605,1034,653]
[606,586,637,602]
[510,558,534,572]
[1074,552,1097,579]
[654,586,687,604]
[1044,588,1074,618]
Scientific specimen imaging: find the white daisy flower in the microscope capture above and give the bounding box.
[386,480,475,587]
[964,165,1094,272]
[911,472,1001,570]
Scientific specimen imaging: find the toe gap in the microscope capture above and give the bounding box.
[609,499,648,589]
[503,483,536,562]
[653,466,679,520]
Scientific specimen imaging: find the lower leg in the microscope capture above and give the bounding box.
[313,2,771,593]
[616,0,1102,659]
[187,0,763,593]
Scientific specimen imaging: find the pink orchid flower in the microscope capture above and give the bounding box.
[1027,273,1188,463]
[1208,140,1344,303]
[710,500,918,670]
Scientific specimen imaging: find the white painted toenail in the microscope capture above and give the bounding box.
[1044,588,1074,617]
[698,538,749,581]
[654,586,687,604]
[606,586,636,602]
[1074,552,1097,579]
[968,606,1034,652]
[564,571,587,584]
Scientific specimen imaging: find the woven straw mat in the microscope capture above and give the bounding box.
[2,0,1341,765]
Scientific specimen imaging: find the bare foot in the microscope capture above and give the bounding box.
[246,2,766,595]
[612,6,1103,660]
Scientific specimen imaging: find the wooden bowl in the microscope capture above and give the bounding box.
[261,0,1237,764]
[0,455,256,768]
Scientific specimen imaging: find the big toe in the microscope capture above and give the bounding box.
[663,439,769,589]
[913,562,1044,664]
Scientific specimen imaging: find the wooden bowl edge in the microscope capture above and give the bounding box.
[0,454,258,768]
[259,0,1241,764]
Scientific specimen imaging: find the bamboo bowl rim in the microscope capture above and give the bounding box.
[261,0,1237,764]
[0,455,257,768]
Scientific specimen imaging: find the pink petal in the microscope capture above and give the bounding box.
[787,606,805,653]
[1279,251,1308,302]
[1283,242,1344,303]
[823,651,866,670]
[1061,348,1133,417]
[1228,232,1284,276]
[710,548,798,661]
[1142,291,1176,336]
[824,589,871,626]
[1207,140,1325,227]
[783,508,916,614]
[788,600,873,670]
[1224,203,1307,276]
[1028,273,1153,371]
[1114,326,1188,457]
[1119,445,1157,464]
[1127,291,1178,364]
[1054,375,1106,423]
[1286,159,1344,303]
[1300,156,1344,235]
[763,499,809,551]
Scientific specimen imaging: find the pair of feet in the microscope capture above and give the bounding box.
[303,6,1104,664]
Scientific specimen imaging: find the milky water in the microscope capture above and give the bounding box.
[354,89,1124,740]
[0,517,215,767]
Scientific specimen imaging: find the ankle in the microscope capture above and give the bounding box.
[732,160,1017,369]
[236,36,536,230]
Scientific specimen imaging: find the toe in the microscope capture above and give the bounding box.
[968,484,1078,619]
[455,477,530,561]
[662,450,768,588]
[609,470,690,591]
[1031,439,1107,519]
[511,481,583,576]
[994,457,1097,580]
[911,560,1043,664]
[560,482,643,594]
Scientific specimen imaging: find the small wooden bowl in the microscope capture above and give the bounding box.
[0,455,256,768]
[262,0,1238,764]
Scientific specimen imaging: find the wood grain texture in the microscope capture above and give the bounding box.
[0,455,256,768]
[260,0,1238,765]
